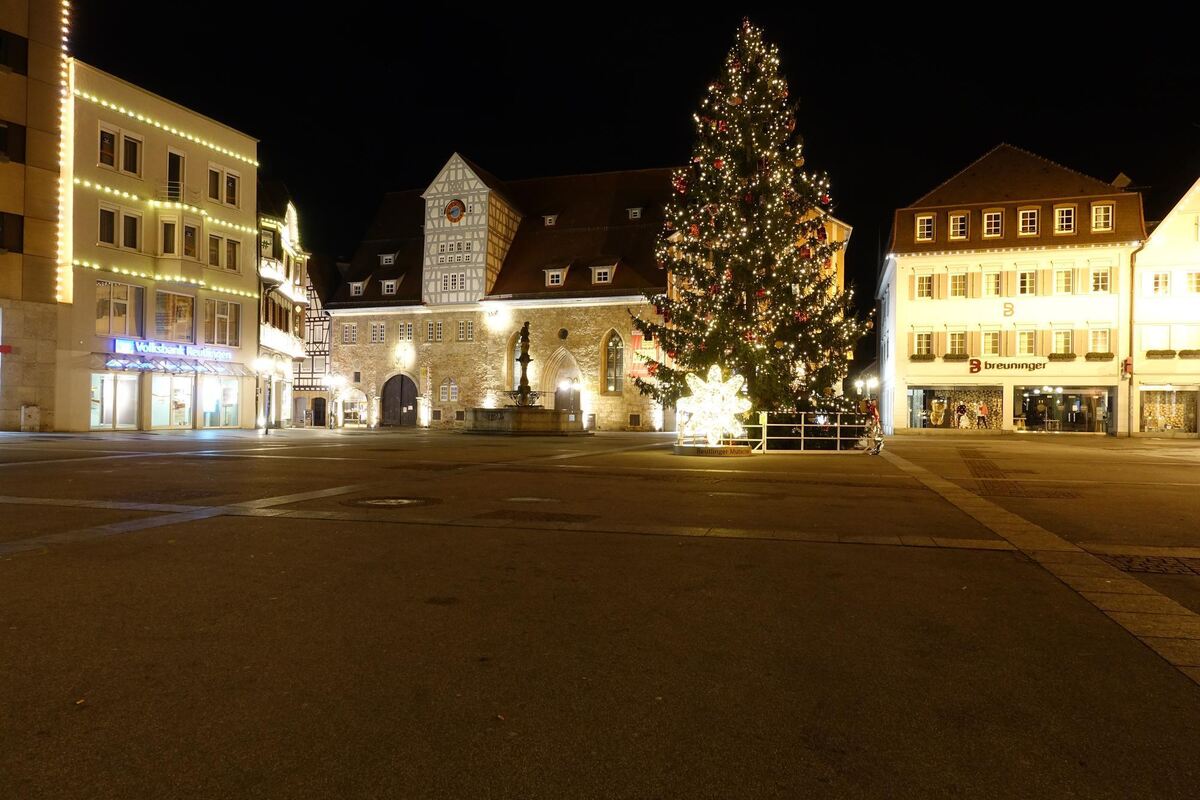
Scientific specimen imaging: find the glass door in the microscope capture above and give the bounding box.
[167,150,185,201]
[92,373,139,429]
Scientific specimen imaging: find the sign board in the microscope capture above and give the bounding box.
[114,338,234,362]
[969,358,1048,374]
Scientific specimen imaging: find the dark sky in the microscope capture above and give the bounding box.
[74,5,1199,320]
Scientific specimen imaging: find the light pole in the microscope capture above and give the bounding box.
[866,377,879,400]
[854,379,865,396]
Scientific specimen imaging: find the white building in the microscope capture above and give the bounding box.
[877,145,1145,435]
[256,179,308,429]
[54,59,260,431]
[1131,176,1200,436]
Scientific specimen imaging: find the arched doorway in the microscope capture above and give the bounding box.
[541,347,582,412]
[342,388,368,426]
[381,374,418,426]
[312,397,327,427]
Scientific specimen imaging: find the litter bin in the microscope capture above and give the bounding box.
[20,404,40,432]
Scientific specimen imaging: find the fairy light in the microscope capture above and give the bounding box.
[56,1,73,302]
[72,259,259,298]
[74,178,257,234]
[71,89,259,166]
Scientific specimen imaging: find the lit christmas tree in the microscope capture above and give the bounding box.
[633,19,867,412]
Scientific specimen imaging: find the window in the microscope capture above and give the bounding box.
[983,272,1001,297]
[628,207,643,220]
[342,324,357,345]
[435,321,443,342]
[121,211,141,251]
[208,235,222,267]
[915,215,934,242]
[1017,330,1036,355]
[183,223,198,260]
[1189,273,1200,293]
[224,172,239,206]
[370,322,385,344]
[1091,268,1110,293]
[1018,208,1039,236]
[94,280,144,336]
[1054,269,1073,294]
[426,321,434,342]
[544,215,558,226]
[546,269,565,287]
[225,239,239,271]
[203,299,240,346]
[593,267,612,284]
[440,378,459,402]
[604,332,624,392]
[915,332,932,356]
[458,272,466,290]
[982,331,1000,356]
[98,206,117,245]
[983,211,1003,238]
[382,280,397,295]
[949,213,968,240]
[1055,206,1076,234]
[1053,330,1072,355]
[465,320,474,341]
[948,331,966,355]
[161,221,177,255]
[154,291,195,343]
[949,273,966,298]
[406,322,414,341]
[99,126,117,168]
[457,320,466,341]
[261,229,275,258]
[1018,270,1036,295]
[350,282,364,297]
[1152,272,1170,295]
[1089,329,1110,353]
[380,253,394,266]
[121,134,142,177]
[441,273,449,292]
[916,274,933,298]
[1092,203,1114,232]
[208,169,221,201]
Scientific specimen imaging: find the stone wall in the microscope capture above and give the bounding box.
[0,299,57,430]
[330,301,662,431]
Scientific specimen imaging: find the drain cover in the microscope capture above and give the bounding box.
[342,496,437,508]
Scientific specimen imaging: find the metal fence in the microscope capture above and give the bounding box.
[678,411,872,452]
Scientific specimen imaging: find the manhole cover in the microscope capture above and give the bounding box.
[342,496,438,508]
[1098,554,1200,575]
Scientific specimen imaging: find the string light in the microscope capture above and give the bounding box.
[55,1,73,302]
[74,177,258,234]
[72,259,259,298]
[71,89,259,166]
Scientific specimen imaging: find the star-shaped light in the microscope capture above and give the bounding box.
[677,365,753,447]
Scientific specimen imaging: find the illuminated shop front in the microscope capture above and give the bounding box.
[906,386,1002,429]
[89,373,139,430]
[1014,386,1113,433]
[1139,386,1197,434]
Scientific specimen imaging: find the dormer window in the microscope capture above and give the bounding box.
[382,279,397,295]
[543,215,558,227]
[915,214,934,242]
[591,265,615,284]
[379,253,394,266]
[350,282,364,297]
[627,207,643,220]
[545,268,566,287]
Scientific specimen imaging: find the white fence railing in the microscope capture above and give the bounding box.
[677,411,871,453]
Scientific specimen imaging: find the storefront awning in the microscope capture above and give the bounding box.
[90,353,256,377]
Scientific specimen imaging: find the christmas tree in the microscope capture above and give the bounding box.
[633,19,867,412]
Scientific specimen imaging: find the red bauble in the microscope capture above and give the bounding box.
[689,224,700,238]
[718,120,728,132]
[667,350,677,359]
[647,363,659,376]
[817,226,827,241]
[820,194,831,205]
[755,289,766,297]
[799,247,811,259]
[713,158,725,170]
[796,312,809,322]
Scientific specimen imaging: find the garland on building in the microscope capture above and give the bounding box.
[632,19,868,411]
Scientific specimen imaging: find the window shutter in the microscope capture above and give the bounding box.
[1037,269,1052,296]
[907,274,915,301]
[1072,329,1085,355]
[1004,330,1016,356]
[1074,268,1087,295]
[1039,330,1052,355]
[906,331,914,356]
[1003,271,1016,297]
[934,331,946,356]
[1109,327,1119,354]
[935,273,947,299]
[1108,267,1118,294]
[968,331,981,355]
[968,272,981,298]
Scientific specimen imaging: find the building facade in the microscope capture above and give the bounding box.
[256,179,307,429]
[0,0,67,430]
[54,59,260,431]
[878,145,1145,435]
[293,254,334,427]
[1130,176,1200,436]
[321,154,851,431]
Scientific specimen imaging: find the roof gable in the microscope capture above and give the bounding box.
[422,152,502,199]
[910,143,1122,207]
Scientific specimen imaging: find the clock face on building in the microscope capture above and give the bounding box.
[445,199,466,224]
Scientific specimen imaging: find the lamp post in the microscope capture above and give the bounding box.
[854,379,865,396]
[867,377,879,400]
[253,356,271,435]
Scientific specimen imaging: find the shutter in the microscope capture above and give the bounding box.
[1038,269,1052,296]
[1039,330,1052,355]
[1003,271,1015,297]
[907,274,915,301]
[1004,330,1016,356]
[968,331,981,356]
[1110,327,1119,355]
[1108,267,1119,294]
[906,331,914,356]
[968,272,981,298]
[935,273,947,299]
[934,331,946,356]
[1073,329,1086,356]
[1074,268,1087,295]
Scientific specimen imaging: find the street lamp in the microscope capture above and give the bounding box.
[866,377,879,399]
[253,356,272,435]
[854,379,865,396]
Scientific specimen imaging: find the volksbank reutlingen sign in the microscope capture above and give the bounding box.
[969,358,1048,373]
[114,338,234,362]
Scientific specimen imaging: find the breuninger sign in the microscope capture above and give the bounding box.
[969,358,1048,374]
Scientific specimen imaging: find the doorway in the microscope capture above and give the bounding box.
[312,397,327,427]
[381,374,418,426]
[167,150,185,201]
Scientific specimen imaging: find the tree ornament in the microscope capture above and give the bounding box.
[689,224,700,238]
[795,156,805,167]
[774,340,785,349]
[729,95,743,106]
[820,193,831,205]
[714,158,725,170]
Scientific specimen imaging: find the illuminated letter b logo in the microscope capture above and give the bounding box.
[969,359,981,374]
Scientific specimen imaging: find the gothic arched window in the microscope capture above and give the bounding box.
[604,332,624,394]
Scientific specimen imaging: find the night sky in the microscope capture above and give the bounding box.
[73,5,1199,331]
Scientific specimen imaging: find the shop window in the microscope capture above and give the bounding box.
[201,376,240,427]
[1141,390,1197,433]
[907,387,1001,430]
[1016,386,1111,433]
[151,374,194,428]
[90,373,139,429]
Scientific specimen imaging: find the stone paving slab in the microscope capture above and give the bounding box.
[1106,612,1200,639]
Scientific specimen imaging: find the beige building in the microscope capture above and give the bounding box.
[0,0,67,430]
[320,154,850,431]
[256,179,308,428]
[54,59,260,431]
